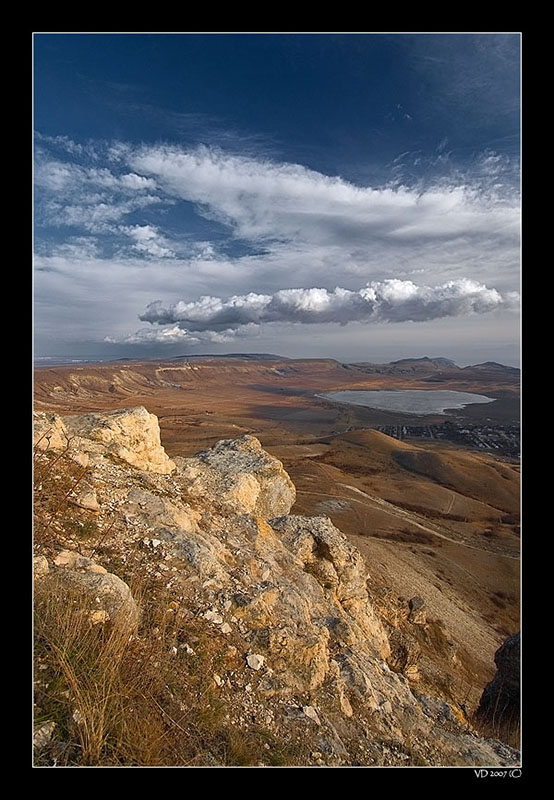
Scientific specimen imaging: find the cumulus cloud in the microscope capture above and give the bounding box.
[136,278,518,341]
[106,322,260,346]
[105,325,201,345]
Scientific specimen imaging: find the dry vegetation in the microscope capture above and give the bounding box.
[33,447,302,767]
[34,578,295,766]
[470,707,521,751]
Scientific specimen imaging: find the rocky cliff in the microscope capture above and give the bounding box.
[33,407,519,767]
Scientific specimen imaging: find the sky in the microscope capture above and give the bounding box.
[33,33,521,366]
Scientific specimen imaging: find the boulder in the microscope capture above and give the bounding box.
[62,407,175,474]
[33,555,50,580]
[246,653,265,671]
[69,485,100,512]
[177,435,295,518]
[53,550,107,573]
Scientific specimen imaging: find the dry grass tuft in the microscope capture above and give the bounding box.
[34,573,286,766]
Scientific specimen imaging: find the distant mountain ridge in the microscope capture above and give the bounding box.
[36,353,519,372]
[171,353,290,361]
[351,356,519,374]
[466,361,520,373]
[389,356,458,368]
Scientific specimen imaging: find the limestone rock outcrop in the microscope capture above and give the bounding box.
[270,515,390,659]
[408,595,427,625]
[33,412,70,451]
[388,629,422,677]
[175,435,296,517]
[34,407,175,474]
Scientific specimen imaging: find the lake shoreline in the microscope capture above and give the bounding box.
[317,389,496,416]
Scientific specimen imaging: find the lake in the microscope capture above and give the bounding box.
[319,389,496,415]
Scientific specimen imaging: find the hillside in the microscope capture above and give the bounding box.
[34,358,520,720]
[33,407,519,767]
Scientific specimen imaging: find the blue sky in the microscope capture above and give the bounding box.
[34,33,521,365]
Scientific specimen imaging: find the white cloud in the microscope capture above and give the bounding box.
[127,144,519,248]
[134,278,518,341]
[47,236,100,260]
[35,154,162,234]
[43,195,161,232]
[105,325,201,345]
[106,322,264,346]
[35,142,520,287]
[35,133,100,160]
[35,158,157,194]
[119,224,175,258]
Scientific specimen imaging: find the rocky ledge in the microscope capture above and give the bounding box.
[33,407,520,767]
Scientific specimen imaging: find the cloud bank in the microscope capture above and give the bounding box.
[121,278,518,344]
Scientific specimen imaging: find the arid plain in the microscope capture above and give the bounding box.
[34,355,520,714]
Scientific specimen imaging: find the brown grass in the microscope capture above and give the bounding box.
[33,446,95,554]
[34,568,292,766]
[33,447,300,767]
[470,709,520,751]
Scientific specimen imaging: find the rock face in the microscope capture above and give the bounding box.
[33,412,69,451]
[476,632,520,726]
[33,407,520,767]
[34,407,175,474]
[270,515,391,660]
[176,435,296,517]
[388,629,422,676]
[207,513,393,698]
